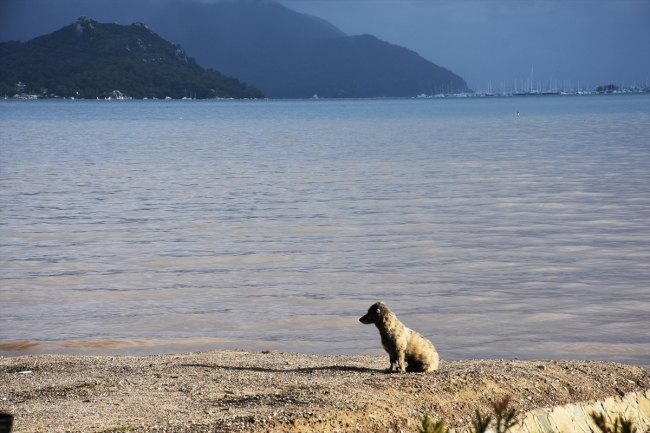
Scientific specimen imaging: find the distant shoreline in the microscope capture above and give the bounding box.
[4,89,649,101]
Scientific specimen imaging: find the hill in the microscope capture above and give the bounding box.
[0,16,264,99]
[150,0,467,98]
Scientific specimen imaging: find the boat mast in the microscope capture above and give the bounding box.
[530,68,534,93]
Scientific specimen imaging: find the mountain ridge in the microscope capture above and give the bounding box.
[1,0,469,99]
[145,0,468,98]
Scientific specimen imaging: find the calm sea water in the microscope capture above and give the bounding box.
[1,95,648,366]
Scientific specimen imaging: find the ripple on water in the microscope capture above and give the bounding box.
[0,96,649,366]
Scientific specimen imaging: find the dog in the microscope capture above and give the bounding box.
[359,302,439,373]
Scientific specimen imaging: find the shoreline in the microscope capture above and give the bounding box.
[2,350,649,432]
[2,339,648,371]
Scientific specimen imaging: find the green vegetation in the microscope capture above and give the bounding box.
[474,395,518,433]
[0,16,263,99]
[417,416,449,433]
[596,84,620,93]
[417,396,638,433]
[591,411,636,433]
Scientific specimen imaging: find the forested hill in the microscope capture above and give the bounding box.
[0,16,264,99]
[148,0,468,98]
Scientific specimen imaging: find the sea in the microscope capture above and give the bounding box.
[1,94,648,367]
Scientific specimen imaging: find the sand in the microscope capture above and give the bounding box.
[1,350,648,432]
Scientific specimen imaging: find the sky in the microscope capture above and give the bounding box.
[1,0,648,91]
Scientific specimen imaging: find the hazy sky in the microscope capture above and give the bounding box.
[1,0,648,90]
[279,0,650,91]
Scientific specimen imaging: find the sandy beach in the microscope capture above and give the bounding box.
[1,350,648,432]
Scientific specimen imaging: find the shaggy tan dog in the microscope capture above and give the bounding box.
[359,302,439,373]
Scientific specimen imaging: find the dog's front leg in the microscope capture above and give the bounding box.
[386,354,398,373]
[396,352,406,373]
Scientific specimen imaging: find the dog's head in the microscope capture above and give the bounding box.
[359,302,388,325]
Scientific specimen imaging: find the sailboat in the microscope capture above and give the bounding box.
[513,79,526,96]
[528,68,540,95]
[485,82,494,97]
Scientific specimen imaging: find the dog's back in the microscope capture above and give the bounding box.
[402,327,439,372]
